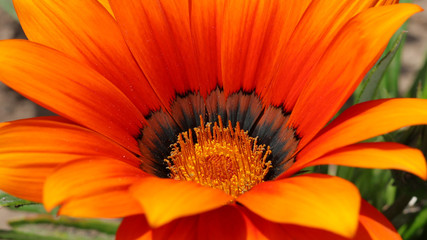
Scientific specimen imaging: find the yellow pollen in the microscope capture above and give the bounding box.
[165,116,272,198]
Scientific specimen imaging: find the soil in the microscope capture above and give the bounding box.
[401,0,427,91]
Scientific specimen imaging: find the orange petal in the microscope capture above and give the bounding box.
[197,205,246,240]
[303,142,427,180]
[0,40,145,153]
[264,0,392,107]
[44,158,146,218]
[240,208,287,240]
[151,215,199,240]
[59,190,143,219]
[110,0,203,104]
[0,117,140,166]
[143,206,246,240]
[237,174,361,238]
[242,199,401,240]
[358,199,402,240]
[288,4,422,145]
[130,177,233,228]
[116,215,151,240]
[272,225,348,240]
[221,0,311,95]
[117,214,199,240]
[117,206,247,240]
[239,210,271,240]
[242,206,349,240]
[373,0,399,6]
[190,0,224,94]
[0,154,72,203]
[0,117,139,202]
[13,0,162,115]
[286,98,427,177]
[96,0,114,16]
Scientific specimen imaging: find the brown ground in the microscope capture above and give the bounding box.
[0,0,426,231]
[401,0,427,91]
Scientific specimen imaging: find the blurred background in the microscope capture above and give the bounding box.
[0,0,427,239]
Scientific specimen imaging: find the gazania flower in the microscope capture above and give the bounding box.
[0,0,426,239]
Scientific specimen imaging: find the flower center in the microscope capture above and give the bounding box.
[165,116,272,198]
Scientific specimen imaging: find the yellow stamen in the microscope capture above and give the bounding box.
[166,116,272,198]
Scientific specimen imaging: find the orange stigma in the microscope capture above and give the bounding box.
[166,116,272,198]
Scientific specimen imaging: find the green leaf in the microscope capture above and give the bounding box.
[9,216,119,235]
[0,192,38,208]
[336,167,396,209]
[0,230,63,240]
[407,53,427,98]
[401,207,427,240]
[0,0,18,20]
[392,171,427,200]
[7,204,51,214]
[2,216,118,240]
[355,31,406,103]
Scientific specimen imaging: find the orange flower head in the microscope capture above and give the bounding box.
[166,116,273,198]
[0,0,426,239]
